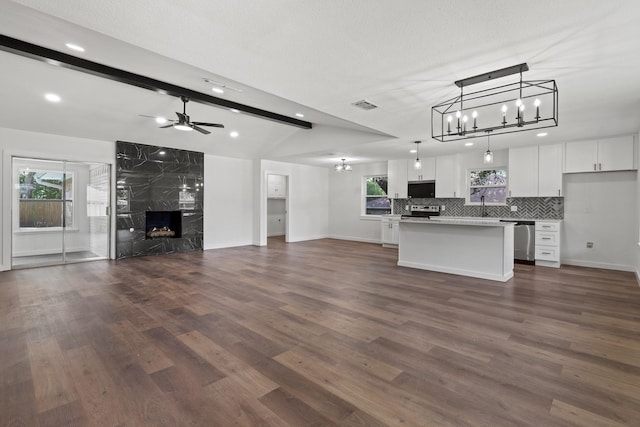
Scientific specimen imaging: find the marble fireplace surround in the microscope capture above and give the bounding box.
[115,141,204,259]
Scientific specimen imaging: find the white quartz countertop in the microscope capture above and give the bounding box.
[401,217,514,227]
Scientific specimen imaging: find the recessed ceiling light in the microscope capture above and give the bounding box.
[465,142,474,146]
[230,131,239,138]
[155,117,167,124]
[44,93,61,103]
[65,43,85,52]
[410,149,417,154]
[537,132,548,137]
[230,108,240,113]
[295,112,304,118]
[212,87,224,94]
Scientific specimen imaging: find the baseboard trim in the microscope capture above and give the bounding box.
[204,241,253,250]
[327,235,381,244]
[562,259,636,272]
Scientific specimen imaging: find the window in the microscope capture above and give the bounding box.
[363,175,391,215]
[468,168,507,204]
[18,170,74,228]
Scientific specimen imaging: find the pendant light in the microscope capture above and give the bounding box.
[483,131,493,164]
[414,141,422,170]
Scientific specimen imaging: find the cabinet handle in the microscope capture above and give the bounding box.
[509,190,511,197]
[541,251,551,255]
[542,225,551,228]
[542,237,552,240]
[593,163,597,171]
[558,189,561,196]
[599,163,602,171]
[453,191,456,197]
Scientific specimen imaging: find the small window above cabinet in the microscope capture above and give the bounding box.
[267,174,287,199]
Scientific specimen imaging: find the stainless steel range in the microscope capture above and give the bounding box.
[402,205,440,218]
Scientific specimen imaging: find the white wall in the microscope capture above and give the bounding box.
[0,127,115,271]
[562,171,637,271]
[257,160,329,245]
[203,155,253,249]
[637,130,640,281]
[328,161,388,243]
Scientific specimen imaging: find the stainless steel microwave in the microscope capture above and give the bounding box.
[408,181,436,198]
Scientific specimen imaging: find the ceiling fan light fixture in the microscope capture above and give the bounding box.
[173,123,193,131]
[155,117,167,124]
[335,158,352,172]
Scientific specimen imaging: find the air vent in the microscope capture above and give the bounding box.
[352,99,379,110]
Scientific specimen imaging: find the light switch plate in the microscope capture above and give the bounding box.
[510,206,518,212]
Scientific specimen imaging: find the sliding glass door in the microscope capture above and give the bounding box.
[11,157,110,268]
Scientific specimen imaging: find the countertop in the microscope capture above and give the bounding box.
[384,215,562,223]
[401,217,514,227]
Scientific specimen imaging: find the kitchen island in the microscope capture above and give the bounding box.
[398,218,515,282]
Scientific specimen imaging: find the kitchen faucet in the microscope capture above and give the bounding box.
[480,195,489,217]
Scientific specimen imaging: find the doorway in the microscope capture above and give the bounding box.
[11,157,111,268]
[266,173,288,244]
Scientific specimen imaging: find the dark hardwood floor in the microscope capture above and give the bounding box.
[1,237,639,426]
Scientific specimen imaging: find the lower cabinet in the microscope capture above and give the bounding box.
[535,221,561,268]
[381,217,401,247]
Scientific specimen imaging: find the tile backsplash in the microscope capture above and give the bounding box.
[393,197,563,219]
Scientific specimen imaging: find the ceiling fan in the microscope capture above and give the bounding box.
[152,96,224,134]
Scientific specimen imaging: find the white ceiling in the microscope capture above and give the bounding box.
[1,0,640,168]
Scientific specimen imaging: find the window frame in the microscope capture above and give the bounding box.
[15,168,77,231]
[466,167,508,206]
[361,174,392,217]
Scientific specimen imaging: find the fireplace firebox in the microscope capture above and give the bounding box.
[145,211,182,239]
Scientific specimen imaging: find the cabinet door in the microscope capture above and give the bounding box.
[538,144,563,197]
[407,157,436,181]
[387,160,408,199]
[390,220,400,244]
[508,146,539,197]
[564,140,598,173]
[435,155,460,198]
[267,174,286,198]
[381,219,392,244]
[598,135,635,171]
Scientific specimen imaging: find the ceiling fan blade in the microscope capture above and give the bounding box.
[192,122,225,128]
[192,125,211,135]
[159,124,174,128]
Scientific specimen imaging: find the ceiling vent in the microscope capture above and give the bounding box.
[352,99,379,110]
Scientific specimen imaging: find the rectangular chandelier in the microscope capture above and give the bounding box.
[431,63,558,142]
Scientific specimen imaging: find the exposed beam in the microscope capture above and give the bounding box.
[0,34,312,129]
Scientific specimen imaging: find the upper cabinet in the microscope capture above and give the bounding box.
[508,146,539,197]
[509,144,563,197]
[407,157,436,182]
[564,135,635,173]
[435,154,460,198]
[387,160,408,199]
[267,174,287,198]
[538,144,563,197]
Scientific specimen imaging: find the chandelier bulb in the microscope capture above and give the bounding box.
[447,115,453,122]
[534,99,541,107]
[516,98,522,107]
[472,111,478,118]
[501,104,508,113]
[456,110,461,118]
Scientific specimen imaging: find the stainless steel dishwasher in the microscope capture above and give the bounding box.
[502,220,535,263]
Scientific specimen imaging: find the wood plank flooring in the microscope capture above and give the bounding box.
[1,237,640,426]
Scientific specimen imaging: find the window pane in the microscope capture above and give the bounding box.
[366,176,388,196]
[469,169,507,186]
[366,196,391,215]
[18,170,74,228]
[470,187,507,203]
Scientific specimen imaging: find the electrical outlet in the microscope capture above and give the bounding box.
[587,242,594,248]
[510,206,518,212]
[441,205,445,211]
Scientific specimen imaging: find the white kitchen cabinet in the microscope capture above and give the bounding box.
[387,160,408,199]
[508,146,539,197]
[407,157,435,182]
[435,154,460,198]
[535,221,561,268]
[267,174,287,198]
[598,135,635,171]
[538,144,563,197]
[564,135,635,173]
[381,216,400,247]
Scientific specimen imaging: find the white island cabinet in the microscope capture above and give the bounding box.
[398,219,514,282]
[381,215,401,247]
